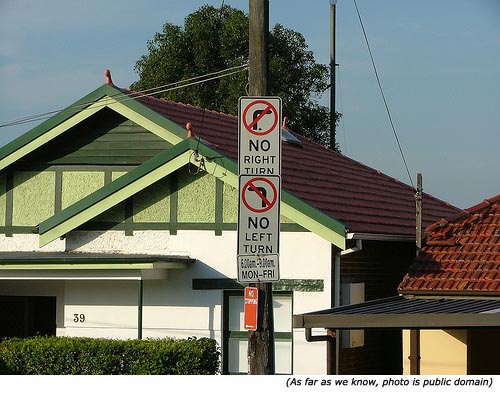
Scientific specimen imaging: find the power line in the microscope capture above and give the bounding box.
[0,64,248,129]
[353,0,414,188]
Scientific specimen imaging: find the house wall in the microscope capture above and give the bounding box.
[0,165,333,374]
[402,329,467,374]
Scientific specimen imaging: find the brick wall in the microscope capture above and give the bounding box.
[337,240,415,374]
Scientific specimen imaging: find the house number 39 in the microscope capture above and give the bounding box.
[73,313,85,323]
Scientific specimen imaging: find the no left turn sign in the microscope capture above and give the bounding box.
[242,177,278,214]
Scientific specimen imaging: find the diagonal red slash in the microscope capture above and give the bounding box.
[247,104,273,131]
[247,181,272,208]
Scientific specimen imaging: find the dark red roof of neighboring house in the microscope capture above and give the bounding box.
[129,91,461,237]
[399,193,500,296]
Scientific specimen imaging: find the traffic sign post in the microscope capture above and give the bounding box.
[237,97,282,283]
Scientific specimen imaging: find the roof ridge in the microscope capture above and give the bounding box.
[427,193,500,233]
[121,87,239,120]
[465,193,500,214]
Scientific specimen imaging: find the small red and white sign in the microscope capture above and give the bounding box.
[244,286,259,331]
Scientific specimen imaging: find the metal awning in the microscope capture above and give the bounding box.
[0,252,195,269]
[293,296,500,330]
[0,252,195,280]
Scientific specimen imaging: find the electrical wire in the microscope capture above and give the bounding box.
[353,0,414,188]
[0,64,248,129]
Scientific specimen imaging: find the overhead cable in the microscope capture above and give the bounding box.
[353,0,414,188]
[0,64,248,129]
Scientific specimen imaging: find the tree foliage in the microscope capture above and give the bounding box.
[131,5,340,147]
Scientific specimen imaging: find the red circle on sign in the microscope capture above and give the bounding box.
[242,100,279,136]
[242,177,278,213]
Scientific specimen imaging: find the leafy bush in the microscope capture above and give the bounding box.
[0,336,220,375]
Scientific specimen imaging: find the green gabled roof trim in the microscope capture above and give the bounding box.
[0,86,110,165]
[281,190,346,249]
[190,140,346,247]
[0,97,106,171]
[189,141,345,248]
[103,89,186,143]
[188,139,238,187]
[38,136,345,249]
[0,84,187,172]
[13,81,345,248]
[39,139,194,246]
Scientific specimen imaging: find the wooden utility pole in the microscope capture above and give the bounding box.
[249,0,269,95]
[415,173,423,254]
[247,0,275,375]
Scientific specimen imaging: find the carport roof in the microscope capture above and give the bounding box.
[293,295,500,330]
[0,252,195,270]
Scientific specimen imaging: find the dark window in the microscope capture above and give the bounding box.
[0,296,56,339]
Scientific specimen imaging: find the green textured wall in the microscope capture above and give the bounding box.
[0,173,5,226]
[223,183,238,223]
[177,168,216,222]
[133,178,170,222]
[112,172,127,181]
[12,171,55,226]
[62,172,105,209]
[87,172,127,223]
[2,165,298,233]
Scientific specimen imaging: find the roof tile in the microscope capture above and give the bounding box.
[399,194,500,295]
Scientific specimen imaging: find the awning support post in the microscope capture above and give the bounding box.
[138,279,143,339]
[409,329,421,374]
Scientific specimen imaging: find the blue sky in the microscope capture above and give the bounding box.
[1,0,499,209]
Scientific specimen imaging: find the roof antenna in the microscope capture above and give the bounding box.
[104,69,114,86]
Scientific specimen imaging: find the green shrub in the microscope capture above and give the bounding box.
[0,336,220,375]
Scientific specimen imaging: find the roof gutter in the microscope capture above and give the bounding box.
[347,232,414,242]
[400,290,500,299]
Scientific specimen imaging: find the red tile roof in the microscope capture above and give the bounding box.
[128,91,460,237]
[399,194,500,295]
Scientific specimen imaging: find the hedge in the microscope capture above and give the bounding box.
[0,336,220,375]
